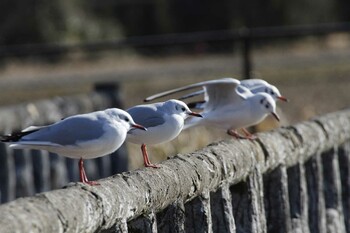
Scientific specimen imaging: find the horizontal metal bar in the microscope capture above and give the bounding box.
[1,22,350,57]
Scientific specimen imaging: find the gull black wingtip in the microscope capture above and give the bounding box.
[0,129,39,142]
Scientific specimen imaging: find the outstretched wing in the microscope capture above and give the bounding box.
[144,78,240,102]
[240,79,268,90]
[178,89,205,100]
[199,78,245,112]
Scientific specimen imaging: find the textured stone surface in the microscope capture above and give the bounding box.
[0,109,348,232]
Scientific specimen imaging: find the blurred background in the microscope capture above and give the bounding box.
[0,0,350,198]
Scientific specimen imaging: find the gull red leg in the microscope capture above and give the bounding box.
[141,144,160,168]
[227,128,256,140]
[227,129,246,139]
[79,158,100,185]
[241,128,257,140]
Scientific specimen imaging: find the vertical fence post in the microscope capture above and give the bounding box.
[94,82,129,175]
[13,149,35,198]
[242,34,252,79]
[287,162,310,233]
[157,200,186,233]
[31,150,50,193]
[338,141,350,233]
[0,143,15,203]
[263,165,292,233]
[210,184,235,233]
[231,167,266,233]
[128,212,157,233]
[321,147,346,233]
[305,153,327,233]
[184,191,213,233]
[49,153,68,189]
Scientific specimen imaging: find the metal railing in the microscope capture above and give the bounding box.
[2,22,350,78]
[0,108,348,232]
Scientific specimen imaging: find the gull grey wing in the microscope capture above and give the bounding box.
[240,79,268,89]
[178,90,205,100]
[202,78,244,111]
[144,78,239,102]
[127,106,165,128]
[20,116,106,146]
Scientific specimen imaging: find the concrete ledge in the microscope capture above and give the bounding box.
[0,109,349,232]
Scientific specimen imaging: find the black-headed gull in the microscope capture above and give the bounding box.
[240,79,288,102]
[1,108,146,185]
[144,78,280,139]
[178,78,288,109]
[126,99,202,168]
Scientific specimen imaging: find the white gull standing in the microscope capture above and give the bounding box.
[144,78,280,139]
[1,108,146,185]
[126,99,202,168]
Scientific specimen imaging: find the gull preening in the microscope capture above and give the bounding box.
[126,99,202,168]
[145,78,281,139]
[1,108,146,185]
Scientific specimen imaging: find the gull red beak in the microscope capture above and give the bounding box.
[277,96,289,102]
[189,112,203,118]
[132,124,147,131]
[271,112,280,122]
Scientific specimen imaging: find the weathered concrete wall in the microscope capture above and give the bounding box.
[0,108,349,233]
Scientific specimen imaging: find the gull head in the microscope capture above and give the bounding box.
[108,109,147,131]
[164,99,202,119]
[264,85,288,102]
[257,94,280,122]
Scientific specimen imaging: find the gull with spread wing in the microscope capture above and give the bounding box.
[144,78,280,139]
[178,78,288,109]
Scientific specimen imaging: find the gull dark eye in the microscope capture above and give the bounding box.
[265,104,269,108]
[124,117,129,122]
[181,107,186,111]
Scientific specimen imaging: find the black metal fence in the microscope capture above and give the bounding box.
[1,22,350,78]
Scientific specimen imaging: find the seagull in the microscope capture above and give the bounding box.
[178,78,288,109]
[144,78,280,139]
[1,108,146,185]
[240,79,288,102]
[126,99,202,168]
